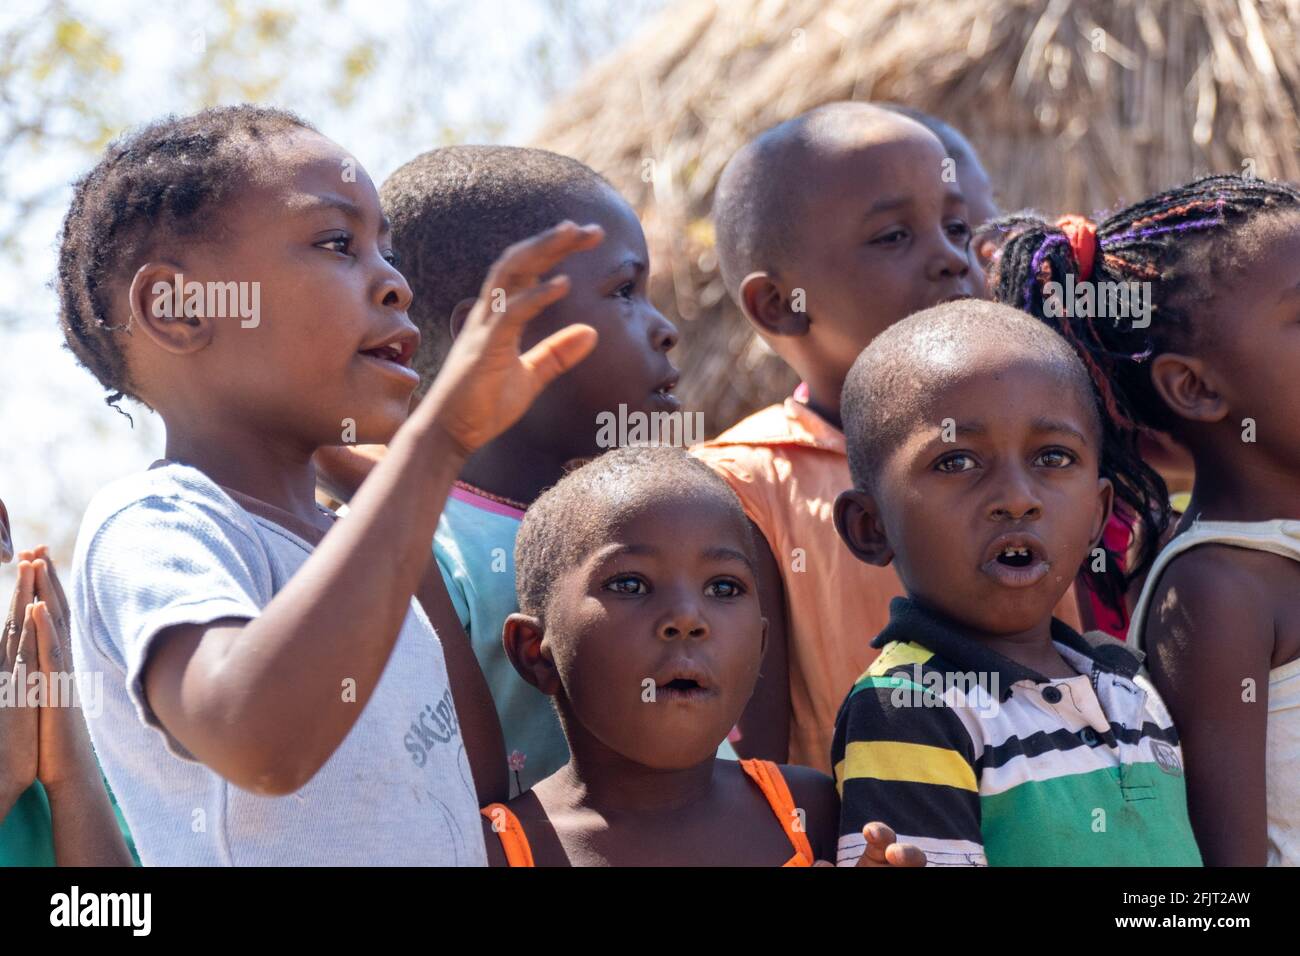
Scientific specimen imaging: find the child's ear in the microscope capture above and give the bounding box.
[448,297,477,342]
[503,613,560,695]
[833,489,894,566]
[1089,476,1115,549]
[739,272,810,337]
[1149,352,1229,424]
[129,261,214,353]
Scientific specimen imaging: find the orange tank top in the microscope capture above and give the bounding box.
[480,759,816,867]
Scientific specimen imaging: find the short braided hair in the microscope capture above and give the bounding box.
[56,105,314,412]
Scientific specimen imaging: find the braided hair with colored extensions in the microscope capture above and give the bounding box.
[55,105,315,416]
[988,174,1300,618]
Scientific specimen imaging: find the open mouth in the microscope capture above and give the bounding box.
[651,371,681,407]
[995,545,1035,569]
[357,329,420,384]
[360,342,407,364]
[653,666,716,703]
[980,533,1051,588]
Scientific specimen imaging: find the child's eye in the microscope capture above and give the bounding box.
[705,578,745,599]
[1034,448,1077,468]
[935,453,977,473]
[871,229,907,246]
[946,219,971,242]
[383,250,401,268]
[613,281,636,300]
[317,233,352,255]
[603,574,648,595]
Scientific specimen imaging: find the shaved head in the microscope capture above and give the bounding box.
[841,299,1102,491]
[515,446,756,622]
[712,101,943,298]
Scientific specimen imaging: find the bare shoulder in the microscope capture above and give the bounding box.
[1143,544,1277,696]
[1147,543,1277,640]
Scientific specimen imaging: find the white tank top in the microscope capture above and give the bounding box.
[1129,519,1300,866]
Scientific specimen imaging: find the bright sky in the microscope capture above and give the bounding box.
[0,0,662,589]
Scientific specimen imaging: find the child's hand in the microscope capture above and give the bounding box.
[0,561,39,818]
[813,822,928,867]
[24,553,95,794]
[418,221,604,458]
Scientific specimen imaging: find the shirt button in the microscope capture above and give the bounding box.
[1042,685,1063,704]
[1081,728,1097,745]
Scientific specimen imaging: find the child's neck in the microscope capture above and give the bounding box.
[914,594,1074,678]
[164,419,321,526]
[1184,445,1300,523]
[547,735,717,816]
[800,379,844,431]
[457,428,584,508]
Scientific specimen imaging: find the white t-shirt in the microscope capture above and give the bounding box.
[69,463,487,866]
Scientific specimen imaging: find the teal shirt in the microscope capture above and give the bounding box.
[435,487,569,794]
[0,776,138,867]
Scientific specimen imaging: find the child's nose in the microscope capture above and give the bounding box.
[376,262,414,313]
[649,309,678,353]
[927,231,972,281]
[657,605,709,641]
[988,471,1043,521]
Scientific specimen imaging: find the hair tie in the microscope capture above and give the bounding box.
[1055,214,1099,282]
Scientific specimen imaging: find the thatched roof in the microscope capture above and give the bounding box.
[531,0,1300,435]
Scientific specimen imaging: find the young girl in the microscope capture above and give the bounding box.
[1,510,133,866]
[478,445,923,867]
[58,104,605,865]
[989,175,1300,865]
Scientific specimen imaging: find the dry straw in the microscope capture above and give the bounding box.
[531,0,1300,435]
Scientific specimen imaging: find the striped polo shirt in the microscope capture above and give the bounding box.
[833,598,1201,867]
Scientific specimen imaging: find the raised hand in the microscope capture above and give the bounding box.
[418,220,604,457]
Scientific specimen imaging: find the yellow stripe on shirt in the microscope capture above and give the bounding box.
[834,740,978,796]
[864,641,934,678]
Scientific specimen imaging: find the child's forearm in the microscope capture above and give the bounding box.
[45,768,133,866]
[148,414,472,794]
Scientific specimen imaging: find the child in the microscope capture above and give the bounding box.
[989,175,1300,866]
[694,101,1000,770]
[59,105,604,864]
[0,516,133,866]
[831,301,1201,867]
[314,146,682,793]
[477,445,923,867]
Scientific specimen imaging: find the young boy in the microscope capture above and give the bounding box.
[831,300,1201,866]
[314,146,681,793]
[477,445,923,867]
[61,106,603,864]
[693,102,983,770]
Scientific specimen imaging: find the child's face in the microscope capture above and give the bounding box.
[1194,215,1300,467]
[128,127,418,448]
[543,496,763,769]
[511,188,679,462]
[785,126,979,387]
[867,358,1111,636]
